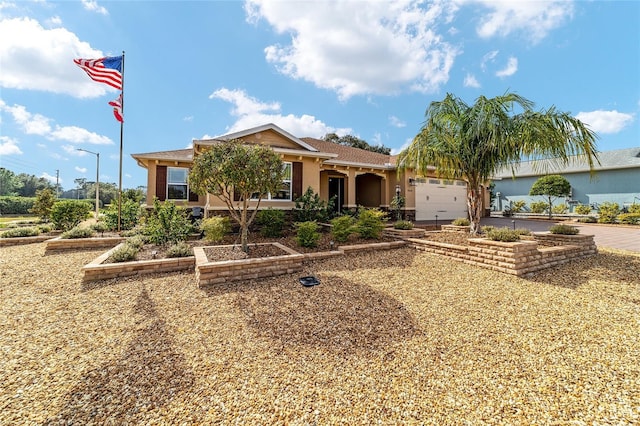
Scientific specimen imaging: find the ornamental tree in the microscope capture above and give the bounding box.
[529,174,571,219]
[188,139,284,252]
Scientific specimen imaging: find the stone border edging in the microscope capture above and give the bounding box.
[0,235,55,247]
[46,236,125,253]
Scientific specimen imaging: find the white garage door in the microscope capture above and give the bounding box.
[414,178,468,221]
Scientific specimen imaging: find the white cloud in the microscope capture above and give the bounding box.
[471,0,574,43]
[81,0,108,15]
[575,110,635,134]
[463,73,481,88]
[246,0,460,100]
[0,135,22,155]
[75,166,88,173]
[496,56,518,77]
[481,50,498,72]
[41,172,60,184]
[391,137,414,155]
[210,87,351,138]
[389,116,407,128]
[0,101,113,145]
[0,17,116,98]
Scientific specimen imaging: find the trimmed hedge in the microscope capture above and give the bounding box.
[0,196,36,215]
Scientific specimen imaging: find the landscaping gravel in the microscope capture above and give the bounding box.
[1,242,638,424]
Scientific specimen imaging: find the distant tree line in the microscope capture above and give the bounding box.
[322,133,391,155]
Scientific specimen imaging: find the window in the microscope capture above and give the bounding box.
[167,167,188,200]
[251,162,292,201]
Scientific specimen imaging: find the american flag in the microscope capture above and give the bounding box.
[74,56,123,90]
[108,94,124,123]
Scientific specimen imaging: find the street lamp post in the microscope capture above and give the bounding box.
[77,148,100,219]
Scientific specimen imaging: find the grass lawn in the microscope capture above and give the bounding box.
[1,242,638,424]
[0,215,39,225]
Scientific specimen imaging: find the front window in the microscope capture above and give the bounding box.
[167,167,188,200]
[251,162,292,201]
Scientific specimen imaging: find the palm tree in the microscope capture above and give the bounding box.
[398,92,599,234]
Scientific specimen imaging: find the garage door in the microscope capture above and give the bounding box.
[414,178,468,221]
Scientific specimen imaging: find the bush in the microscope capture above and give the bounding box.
[574,204,591,215]
[617,213,640,225]
[549,224,579,235]
[30,189,56,219]
[125,234,147,249]
[201,216,231,243]
[486,227,521,242]
[629,204,640,214]
[91,221,109,236]
[529,201,547,214]
[61,226,96,239]
[50,200,92,231]
[330,215,355,243]
[394,220,414,230]
[103,199,142,231]
[292,187,335,223]
[578,216,597,223]
[511,200,527,213]
[355,208,387,239]
[295,221,320,248]
[0,196,36,215]
[480,225,495,234]
[166,242,193,258]
[257,208,286,237]
[551,203,568,214]
[37,223,53,233]
[598,202,619,224]
[451,217,470,226]
[514,228,531,236]
[143,199,191,245]
[108,243,139,262]
[0,227,40,238]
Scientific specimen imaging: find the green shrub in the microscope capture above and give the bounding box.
[61,226,96,239]
[549,224,579,235]
[0,227,40,238]
[120,227,143,237]
[514,228,531,236]
[355,208,387,239]
[143,199,191,245]
[486,227,521,242]
[50,200,92,231]
[574,204,591,215]
[451,217,470,226]
[126,234,147,249]
[37,223,53,233]
[201,216,231,243]
[617,213,640,225]
[0,196,36,215]
[551,203,568,214]
[292,187,335,223]
[330,215,355,243]
[393,220,414,230]
[529,201,547,214]
[30,189,56,219]
[108,244,139,262]
[166,242,193,258]
[578,216,597,223]
[103,199,142,231]
[511,200,527,213]
[480,225,495,234]
[257,208,286,237]
[598,202,619,224]
[629,204,640,214]
[91,221,109,236]
[295,221,320,248]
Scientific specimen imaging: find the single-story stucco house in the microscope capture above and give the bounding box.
[132,123,489,221]
[491,147,640,212]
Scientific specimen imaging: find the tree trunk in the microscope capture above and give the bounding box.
[548,196,553,220]
[240,199,249,253]
[467,183,483,235]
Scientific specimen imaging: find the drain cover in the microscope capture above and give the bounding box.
[299,276,320,287]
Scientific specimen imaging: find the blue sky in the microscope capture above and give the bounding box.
[1,0,638,191]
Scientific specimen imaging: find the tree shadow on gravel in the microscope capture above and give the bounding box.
[45,285,195,424]
[527,252,640,291]
[228,275,420,356]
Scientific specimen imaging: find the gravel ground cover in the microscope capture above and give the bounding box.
[1,243,638,424]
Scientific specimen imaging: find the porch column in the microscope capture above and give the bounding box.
[345,170,357,208]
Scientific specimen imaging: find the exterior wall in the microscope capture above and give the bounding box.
[240,129,306,150]
[493,168,640,211]
[142,159,202,207]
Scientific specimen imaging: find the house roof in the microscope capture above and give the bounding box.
[193,123,319,152]
[302,137,394,168]
[131,148,193,166]
[493,147,640,178]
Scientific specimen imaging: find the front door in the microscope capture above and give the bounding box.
[328,177,344,213]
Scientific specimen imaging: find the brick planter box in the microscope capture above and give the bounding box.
[46,236,125,253]
[82,243,195,282]
[195,243,304,287]
[441,224,470,233]
[409,233,596,277]
[0,235,56,247]
[384,228,426,238]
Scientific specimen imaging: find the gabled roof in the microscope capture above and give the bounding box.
[193,123,319,152]
[493,147,640,178]
[131,148,192,164]
[302,137,394,168]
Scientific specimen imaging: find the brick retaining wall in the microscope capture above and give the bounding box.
[46,236,125,253]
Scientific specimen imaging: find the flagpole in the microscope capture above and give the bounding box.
[117,50,125,231]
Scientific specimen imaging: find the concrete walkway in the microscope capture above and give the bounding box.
[415,217,640,252]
